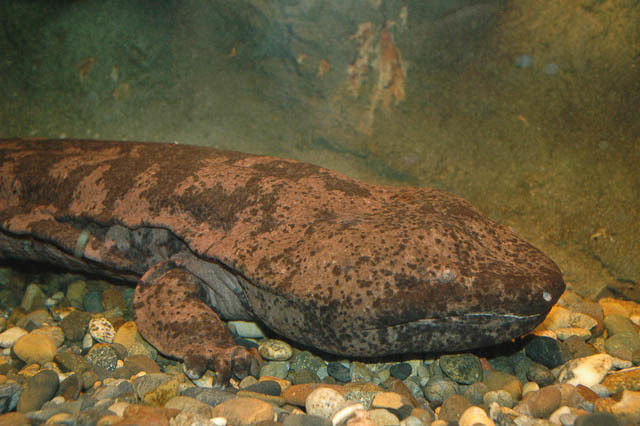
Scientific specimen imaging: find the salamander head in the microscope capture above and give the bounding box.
[247,188,565,356]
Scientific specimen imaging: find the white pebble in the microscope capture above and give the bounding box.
[0,327,28,348]
[306,387,346,418]
[89,315,115,343]
[557,354,613,388]
[459,406,495,426]
[331,401,365,425]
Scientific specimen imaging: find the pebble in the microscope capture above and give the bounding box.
[459,406,494,426]
[262,376,291,393]
[423,377,458,404]
[182,387,236,406]
[0,412,30,425]
[58,374,82,400]
[12,333,57,365]
[604,332,640,360]
[575,412,624,425]
[92,378,133,400]
[16,309,51,330]
[526,362,556,386]
[260,361,290,379]
[464,381,488,406]
[438,394,472,423]
[601,366,640,394]
[387,379,419,407]
[351,362,378,383]
[82,332,94,351]
[258,339,293,361]
[113,321,139,349]
[543,305,599,331]
[19,284,47,312]
[606,390,640,424]
[127,339,156,360]
[164,395,214,418]
[306,387,345,418]
[522,381,539,396]
[370,391,413,420]
[54,350,93,375]
[525,335,570,368]
[563,335,599,359]
[85,343,119,371]
[228,320,266,338]
[290,368,321,384]
[376,368,390,383]
[439,353,483,384]
[344,385,380,410]
[118,404,179,425]
[66,280,88,309]
[88,315,116,343]
[389,362,412,380]
[483,389,514,408]
[244,379,282,396]
[516,385,561,418]
[292,351,325,373]
[557,353,613,388]
[60,309,91,342]
[0,381,22,412]
[16,369,59,413]
[0,327,28,348]
[327,361,351,382]
[101,288,128,313]
[402,415,425,426]
[331,401,365,424]
[555,327,592,340]
[83,290,103,313]
[282,383,345,407]
[2,271,640,425]
[284,413,331,425]
[142,378,180,406]
[211,397,276,424]
[30,326,65,348]
[603,313,637,336]
[368,408,399,425]
[132,372,174,399]
[124,354,161,374]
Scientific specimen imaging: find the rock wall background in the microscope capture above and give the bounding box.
[0,0,638,299]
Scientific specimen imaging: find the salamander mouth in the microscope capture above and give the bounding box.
[362,310,546,331]
[330,310,549,357]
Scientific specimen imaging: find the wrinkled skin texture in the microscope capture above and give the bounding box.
[0,139,564,382]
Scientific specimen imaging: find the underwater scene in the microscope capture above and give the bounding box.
[0,1,639,424]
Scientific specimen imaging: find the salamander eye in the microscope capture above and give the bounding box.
[437,268,457,284]
[543,291,552,302]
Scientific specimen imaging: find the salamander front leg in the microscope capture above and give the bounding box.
[133,261,261,385]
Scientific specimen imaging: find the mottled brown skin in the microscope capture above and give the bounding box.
[0,138,565,382]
